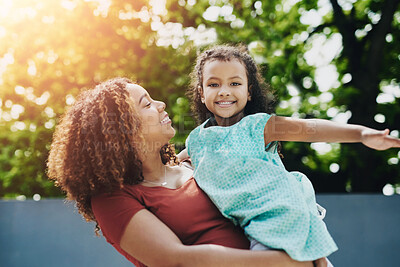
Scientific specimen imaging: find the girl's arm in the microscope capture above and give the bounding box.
[177,148,189,162]
[264,116,400,150]
[120,209,314,267]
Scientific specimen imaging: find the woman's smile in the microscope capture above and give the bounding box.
[160,114,172,124]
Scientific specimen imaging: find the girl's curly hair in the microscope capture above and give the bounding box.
[47,77,177,231]
[187,44,275,124]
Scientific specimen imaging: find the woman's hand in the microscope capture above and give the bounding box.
[361,129,400,150]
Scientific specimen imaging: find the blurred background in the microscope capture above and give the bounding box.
[0,0,399,199]
[0,0,399,266]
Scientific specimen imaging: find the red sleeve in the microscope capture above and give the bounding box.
[91,188,145,246]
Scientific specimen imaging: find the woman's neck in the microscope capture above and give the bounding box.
[141,147,165,182]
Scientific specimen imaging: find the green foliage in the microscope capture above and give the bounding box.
[170,0,400,193]
[0,0,399,198]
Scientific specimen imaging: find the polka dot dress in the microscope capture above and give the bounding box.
[186,113,338,261]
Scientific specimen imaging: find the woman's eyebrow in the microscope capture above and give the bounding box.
[138,93,147,104]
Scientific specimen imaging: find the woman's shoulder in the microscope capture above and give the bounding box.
[91,184,144,210]
[91,185,147,246]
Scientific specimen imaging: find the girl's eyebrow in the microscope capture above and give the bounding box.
[229,75,243,80]
[206,75,243,80]
[205,76,220,80]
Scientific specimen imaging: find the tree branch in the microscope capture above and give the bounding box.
[329,0,361,71]
[366,0,400,76]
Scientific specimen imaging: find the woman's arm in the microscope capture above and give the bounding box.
[120,209,314,267]
[264,116,400,150]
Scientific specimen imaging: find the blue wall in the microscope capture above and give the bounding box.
[0,199,131,267]
[316,194,400,267]
[1,195,399,267]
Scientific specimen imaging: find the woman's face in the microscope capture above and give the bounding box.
[126,83,175,146]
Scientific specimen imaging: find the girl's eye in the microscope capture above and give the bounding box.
[208,83,219,87]
[231,82,241,86]
[144,102,151,108]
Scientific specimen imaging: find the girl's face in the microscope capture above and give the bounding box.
[201,59,250,126]
[126,83,175,146]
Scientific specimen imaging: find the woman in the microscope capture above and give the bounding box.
[47,77,320,266]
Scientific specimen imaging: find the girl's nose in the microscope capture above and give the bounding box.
[218,86,231,96]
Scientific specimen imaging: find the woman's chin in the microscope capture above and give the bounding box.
[160,127,176,143]
[167,128,176,140]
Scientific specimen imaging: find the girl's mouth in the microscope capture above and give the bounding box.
[215,101,236,107]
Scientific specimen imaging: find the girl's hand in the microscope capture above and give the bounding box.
[361,129,400,150]
[314,257,328,267]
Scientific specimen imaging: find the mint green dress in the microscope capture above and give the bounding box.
[186,113,338,261]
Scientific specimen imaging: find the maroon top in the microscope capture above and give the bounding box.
[91,177,250,266]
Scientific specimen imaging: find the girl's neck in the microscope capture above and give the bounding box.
[214,111,245,126]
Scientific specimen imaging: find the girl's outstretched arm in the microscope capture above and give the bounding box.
[360,128,400,150]
[120,209,314,267]
[264,116,400,150]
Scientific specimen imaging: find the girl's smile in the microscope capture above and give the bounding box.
[215,101,237,107]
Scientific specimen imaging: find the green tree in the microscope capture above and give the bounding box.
[0,0,399,197]
[0,0,195,197]
[163,0,400,192]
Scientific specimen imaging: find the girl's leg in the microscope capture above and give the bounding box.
[249,238,271,251]
[250,238,334,267]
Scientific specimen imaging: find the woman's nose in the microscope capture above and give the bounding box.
[156,101,166,112]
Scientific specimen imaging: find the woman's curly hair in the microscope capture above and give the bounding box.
[47,77,177,231]
[187,44,275,124]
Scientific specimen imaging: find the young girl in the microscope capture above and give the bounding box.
[182,45,400,264]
